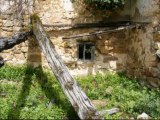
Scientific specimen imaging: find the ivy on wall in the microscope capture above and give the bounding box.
[84,0,127,10]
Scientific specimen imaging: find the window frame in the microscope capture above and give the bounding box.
[77,42,95,61]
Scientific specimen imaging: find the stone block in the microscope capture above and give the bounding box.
[21,47,28,53]
[111,48,126,54]
[13,27,22,32]
[1,27,13,32]
[153,32,160,41]
[145,54,157,62]
[109,61,117,70]
[3,20,13,27]
[154,42,160,50]
[156,50,160,59]
[1,31,13,37]
[28,54,42,62]
[0,22,2,27]
[158,63,160,70]
[150,67,160,77]
[51,37,63,45]
[1,15,11,20]
[103,55,118,63]
[14,53,26,60]
[147,77,160,88]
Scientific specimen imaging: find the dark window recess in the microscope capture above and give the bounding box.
[78,42,95,60]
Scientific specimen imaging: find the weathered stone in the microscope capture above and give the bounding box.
[21,47,28,53]
[158,63,160,70]
[13,27,22,32]
[1,27,13,32]
[103,55,118,63]
[147,77,160,88]
[145,54,157,62]
[1,31,13,37]
[156,50,160,59]
[137,112,149,120]
[151,67,160,77]
[14,53,25,60]
[3,20,13,27]
[109,61,117,70]
[153,31,160,41]
[28,54,42,62]
[0,22,2,27]
[154,42,160,50]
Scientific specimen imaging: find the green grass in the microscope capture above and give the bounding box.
[76,73,160,119]
[0,65,160,119]
[0,64,78,119]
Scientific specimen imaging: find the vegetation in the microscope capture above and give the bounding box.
[0,65,78,119]
[77,73,160,119]
[0,65,160,119]
[84,0,127,10]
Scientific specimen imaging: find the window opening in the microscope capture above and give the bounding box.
[78,42,95,60]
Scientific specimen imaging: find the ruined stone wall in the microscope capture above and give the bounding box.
[0,0,160,87]
[126,0,160,87]
[0,0,129,76]
[34,0,111,25]
[48,29,128,76]
[0,0,33,65]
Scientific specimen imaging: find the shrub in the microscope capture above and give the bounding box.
[84,0,127,10]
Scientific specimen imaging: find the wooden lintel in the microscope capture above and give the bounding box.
[43,21,149,29]
[62,25,137,40]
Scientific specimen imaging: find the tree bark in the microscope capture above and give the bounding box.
[0,31,32,52]
[31,15,102,120]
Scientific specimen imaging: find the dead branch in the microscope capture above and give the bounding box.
[0,31,32,52]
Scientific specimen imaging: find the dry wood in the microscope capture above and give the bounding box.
[31,15,102,120]
[63,25,137,40]
[43,21,149,29]
[99,108,119,116]
[0,31,32,52]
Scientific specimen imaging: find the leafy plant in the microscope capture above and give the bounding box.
[84,0,127,10]
[76,72,160,119]
[0,65,160,119]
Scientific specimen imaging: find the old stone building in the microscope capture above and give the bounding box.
[0,0,160,87]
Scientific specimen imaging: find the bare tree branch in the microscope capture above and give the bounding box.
[0,31,32,52]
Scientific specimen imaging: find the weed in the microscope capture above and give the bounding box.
[0,65,160,119]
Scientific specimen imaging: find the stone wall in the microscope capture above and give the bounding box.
[0,0,33,37]
[0,0,160,87]
[0,0,129,76]
[48,29,128,76]
[126,0,160,87]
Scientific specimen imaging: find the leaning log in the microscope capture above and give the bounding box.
[0,31,32,52]
[31,15,102,119]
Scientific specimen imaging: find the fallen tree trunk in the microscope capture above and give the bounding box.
[0,31,32,52]
[31,15,102,119]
